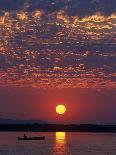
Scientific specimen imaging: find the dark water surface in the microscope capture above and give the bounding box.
[0,132,116,155]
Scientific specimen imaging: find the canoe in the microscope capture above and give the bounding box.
[18,136,45,140]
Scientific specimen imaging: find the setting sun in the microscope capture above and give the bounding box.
[56,105,66,115]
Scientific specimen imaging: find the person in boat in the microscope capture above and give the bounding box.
[23,134,27,139]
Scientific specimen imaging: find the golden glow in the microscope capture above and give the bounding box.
[57,10,69,24]
[56,132,66,142]
[0,16,5,25]
[33,10,42,20]
[52,132,66,154]
[55,132,66,147]
[81,13,107,23]
[56,105,66,115]
[17,11,28,20]
[0,12,9,25]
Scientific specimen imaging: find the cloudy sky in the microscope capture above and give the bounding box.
[0,0,116,123]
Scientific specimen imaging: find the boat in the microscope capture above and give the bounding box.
[18,136,45,140]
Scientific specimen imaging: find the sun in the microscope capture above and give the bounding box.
[56,105,66,115]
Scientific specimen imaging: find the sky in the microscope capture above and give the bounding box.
[0,0,116,124]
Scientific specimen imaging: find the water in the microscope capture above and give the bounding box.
[0,132,116,155]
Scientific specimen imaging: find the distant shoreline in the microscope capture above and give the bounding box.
[0,124,116,133]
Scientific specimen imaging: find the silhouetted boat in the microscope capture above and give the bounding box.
[18,136,45,140]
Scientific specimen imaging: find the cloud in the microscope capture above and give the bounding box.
[0,0,115,17]
[0,0,115,89]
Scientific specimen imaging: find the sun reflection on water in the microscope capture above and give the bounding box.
[56,132,66,145]
[52,132,71,155]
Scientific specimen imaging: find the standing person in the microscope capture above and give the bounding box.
[24,134,27,139]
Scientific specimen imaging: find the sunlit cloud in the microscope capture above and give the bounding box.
[0,6,115,90]
[32,10,43,20]
[17,11,28,20]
